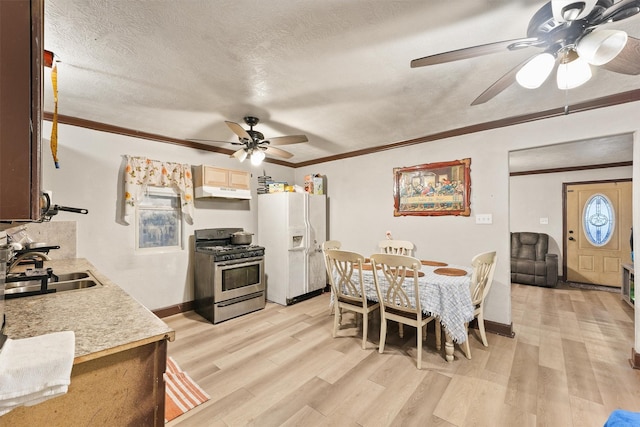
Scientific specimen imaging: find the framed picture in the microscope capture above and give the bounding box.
[393,158,471,216]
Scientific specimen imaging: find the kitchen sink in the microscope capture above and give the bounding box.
[55,272,91,281]
[4,270,103,298]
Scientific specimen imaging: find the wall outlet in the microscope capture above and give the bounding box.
[540,217,549,224]
[475,214,493,224]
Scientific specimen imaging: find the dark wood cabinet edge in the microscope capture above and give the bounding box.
[30,0,44,220]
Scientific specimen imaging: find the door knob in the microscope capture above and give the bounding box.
[568,237,575,241]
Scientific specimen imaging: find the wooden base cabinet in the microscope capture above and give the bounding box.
[0,340,168,426]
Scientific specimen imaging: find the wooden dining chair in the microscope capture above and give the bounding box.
[322,240,342,314]
[461,251,497,359]
[369,253,435,369]
[378,240,414,256]
[326,249,380,349]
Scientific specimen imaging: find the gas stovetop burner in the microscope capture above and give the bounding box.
[194,228,265,261]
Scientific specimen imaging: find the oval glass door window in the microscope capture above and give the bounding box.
[582,193,615,246]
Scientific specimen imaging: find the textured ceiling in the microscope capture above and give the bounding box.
[43,0,640,166]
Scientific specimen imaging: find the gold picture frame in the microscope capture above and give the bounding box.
[393,158,471,216]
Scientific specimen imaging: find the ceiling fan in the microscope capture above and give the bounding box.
[191,116,308,165]
[410,0,640,105]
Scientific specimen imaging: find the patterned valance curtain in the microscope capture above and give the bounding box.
[123,156,194,224]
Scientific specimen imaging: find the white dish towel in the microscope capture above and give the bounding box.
[0,330,75,416]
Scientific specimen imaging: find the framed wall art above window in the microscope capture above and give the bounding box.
[393,158,471,217]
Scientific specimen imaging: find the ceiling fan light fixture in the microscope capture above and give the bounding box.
[577,29,628,65]
[237,150,248,163]
[250,149,265,166]
[516,53,556,89]
[561,2,585,21]
[556,50,592,89]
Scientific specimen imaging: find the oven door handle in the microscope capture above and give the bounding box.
[216,257,263,268]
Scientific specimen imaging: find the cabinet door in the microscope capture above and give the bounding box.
[228,169,249,190]
[0,0,43,221]
[202,166,229,187]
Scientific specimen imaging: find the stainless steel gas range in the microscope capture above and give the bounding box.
[194,228,265,324]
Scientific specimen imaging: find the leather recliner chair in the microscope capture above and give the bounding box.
[511,232,558,287]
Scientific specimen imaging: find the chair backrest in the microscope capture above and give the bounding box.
[325,249,367,304]
[322,240,342,277]
[378,240,414,256]
[470,251,497,306]
[511,232,548,261]
[369,253,422,316]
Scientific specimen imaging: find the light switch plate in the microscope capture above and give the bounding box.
[475,214,493,224]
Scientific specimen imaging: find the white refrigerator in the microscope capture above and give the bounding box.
[258,192,327,305]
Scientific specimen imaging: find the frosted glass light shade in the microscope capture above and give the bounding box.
[250,150,265,166]
[236,150,248,162]
[577,29,628,65]
[557,51,592,89]
[516,53,556,89]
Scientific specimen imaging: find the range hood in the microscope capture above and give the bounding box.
[194,185,251,200]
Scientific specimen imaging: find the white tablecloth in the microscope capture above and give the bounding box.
[358,264,474,343]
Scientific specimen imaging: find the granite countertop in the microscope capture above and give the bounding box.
[3,258,175,364]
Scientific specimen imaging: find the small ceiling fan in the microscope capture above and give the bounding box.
[410,0,640,105]
[191,116,308,165]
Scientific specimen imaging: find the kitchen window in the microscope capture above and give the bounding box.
[135,187,182,252]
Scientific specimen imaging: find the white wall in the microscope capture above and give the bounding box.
[510,166,633,275]
[42,101,640,349]
[41,121,293,310]
[295,101,640,329]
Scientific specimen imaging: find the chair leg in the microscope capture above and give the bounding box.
[398,323,404,338]
[417,323,422,369]
[379,319,387,354]
[435,319,442,350]
[362,313,368,350]
[329,289,335,315]
[333,307,340,338]
[462,323,471,359]
[477,312,488,347]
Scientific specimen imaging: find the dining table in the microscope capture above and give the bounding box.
[356,260,474,362]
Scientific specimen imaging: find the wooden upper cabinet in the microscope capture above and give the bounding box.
[0,0,43,221]
[193,165,251,199]
[201,166,249,190]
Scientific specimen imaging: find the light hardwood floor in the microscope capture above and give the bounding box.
[164,284,639,427]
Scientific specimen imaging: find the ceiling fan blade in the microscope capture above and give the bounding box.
[187,138,244,145]
[470,56,539,106]
[410,38,539,68]
[264,135,308,146]
[600,36,640,75]
[225,121,252,140]
[598,0,640,22]
[264,146,294,159]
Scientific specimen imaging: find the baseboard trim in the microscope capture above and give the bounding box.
[470,318,515,338]
[630,348,640,370]
[153,301,195,318]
